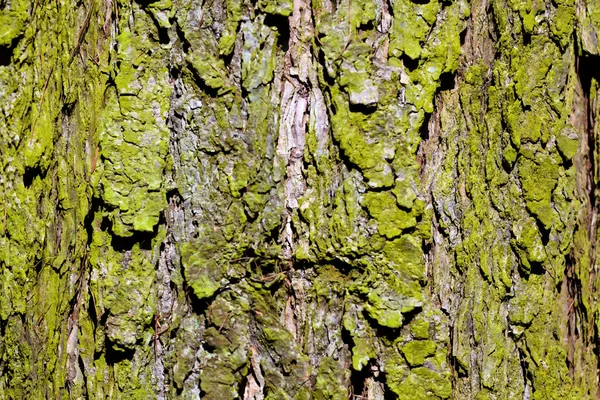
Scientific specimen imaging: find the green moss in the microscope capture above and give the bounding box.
[556,126,579,159]
[365,298,404,328]
[188,53,226,89]
[362,273,423,329]
[97,16,171,236]
[401,340,437,366]
[258,0,293,16]
[391,366,451,399]
[382,235,426,281]
[518,153,561,230]
[388,0,439,60]
[410,318,430,339]
[181,240,235,300]
[551,4,575,47]
[511,219,545,274]
[218,0,244,55]
[313,357,349,399]
[518,111,542,143]
[392,177,418,209]
[362,192,417,238]
[0,0,28,47]
[351,337,376,371]
[146,0,174,28]
[199,364,237,399]
[329,87,395,188]
[90,231,156,349]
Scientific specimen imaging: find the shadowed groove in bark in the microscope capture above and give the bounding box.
[565,49,600,389]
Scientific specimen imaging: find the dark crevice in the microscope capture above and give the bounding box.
[133,0,156,6]
[400,53,419,72]
[170,65,181,81]
[182,276,212,316]
[380,373,399,400]
[572,51,600,380]
[237,374,249,399]
[438,71,456,92]
[93,314,110,361]
[459,27,468,47]
[263,14,290,52]
[419,111,432,142]
[327,258,355,276]
[400,306,423,327]
[516,345,534,395]
[361,310,403,343]
[562,156,573,170]
[348,102,377,114]
[0,47,13,66]
[84,196,102,247]
[330,132,364,180]
[166,187,184,207]
[88,289,98,331]
[187,62,221,97]
[99,215,112,232]
[0,35,21,66]
[105,340,136,365]
[577,53,599,257]
[97,201,164,252]
[23,166,44,188]
[431,202,452,239]
[62,101,76,116]
[347,355,392,399]
[535,219,550,247]
[222,44,236,67]
[342,327,367,397]
[175,23,190,53]
[240,85,250,101]
[78,355,88,395]
[501,151,515,173]
[157,25,170,45]
[565,260,576,379]
[110,228,155,252]
[360,185,396,196]
[348,362,369,400]
[448,324,468,381]
[316,47,336,86]
[358,20,375,32]
[264,223,282,250]
[528,260,545,276]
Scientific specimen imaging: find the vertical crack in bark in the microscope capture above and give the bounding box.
[65,249,90,392]
[273,3,337,394]
[567,53,600,380]
[575,54,599,283]
[277,0,331,265]
[277,0,311,265]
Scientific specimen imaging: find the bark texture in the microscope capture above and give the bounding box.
[0,0,600,398]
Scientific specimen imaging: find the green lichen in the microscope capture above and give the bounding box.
[392,366,452,399]
[0,0,28,47]
[257,0,293,17]
[401,340,437,367]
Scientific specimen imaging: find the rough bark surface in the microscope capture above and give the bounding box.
[0,0,600,398]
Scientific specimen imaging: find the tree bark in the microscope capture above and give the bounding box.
[1,0,600,398]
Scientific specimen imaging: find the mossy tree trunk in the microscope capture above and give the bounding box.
[1,0,600,398]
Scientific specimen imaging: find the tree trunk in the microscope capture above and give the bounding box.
[1,0,600,398]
